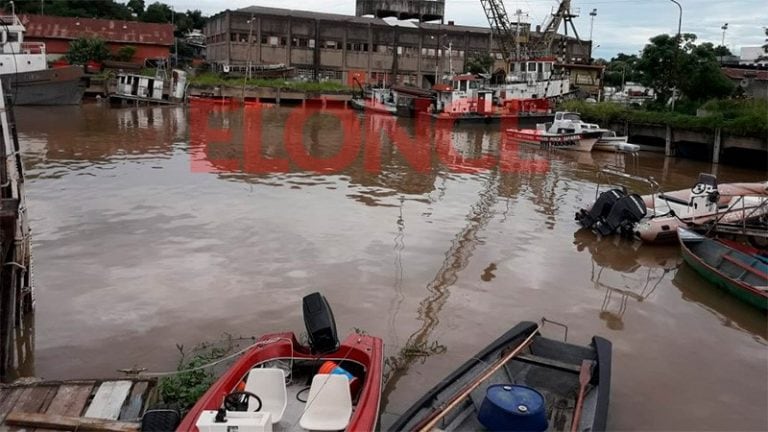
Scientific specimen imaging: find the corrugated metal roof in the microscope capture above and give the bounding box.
[20,14,174,46]
[722,67,768,81]
[235,5,489,33]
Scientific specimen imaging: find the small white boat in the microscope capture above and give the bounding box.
[594,131,640,153]
[550,112,638,153]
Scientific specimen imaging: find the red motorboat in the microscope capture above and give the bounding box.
[158,293,383,432]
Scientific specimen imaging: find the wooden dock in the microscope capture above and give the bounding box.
[0,378,157,431]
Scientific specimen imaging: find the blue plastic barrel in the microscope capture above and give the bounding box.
[477,384,548,432]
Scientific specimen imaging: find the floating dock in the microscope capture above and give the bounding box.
[0,378,157,431]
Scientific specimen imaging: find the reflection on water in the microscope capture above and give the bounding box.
[15,104,768,430]
[673,263,768,342]
[573,229,681,331]
[382,171,498,405]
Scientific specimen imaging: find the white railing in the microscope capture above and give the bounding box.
[0,15,23,26]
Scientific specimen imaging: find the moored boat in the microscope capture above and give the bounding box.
[678,228,768,311]
[389,321,611,432]
[172,292,384,432]
[593,131,640,153]
[506,126,601,152]
[549,112,637,153]
[350,87,397,115]
[577,171,768,243]
[0,14,86,105]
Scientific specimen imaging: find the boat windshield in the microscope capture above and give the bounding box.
[563,113,582,121]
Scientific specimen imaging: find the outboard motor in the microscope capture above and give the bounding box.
[593,194,647,237]
[575,188,626,229]
[302,292,339,354]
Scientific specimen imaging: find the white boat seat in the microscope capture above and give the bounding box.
[244,367,287,424]
[299,374,352,431]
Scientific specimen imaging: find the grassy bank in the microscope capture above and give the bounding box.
[558,100,768,137]
[189,72,352,93]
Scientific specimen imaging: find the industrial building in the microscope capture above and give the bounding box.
[204,5,592,89]
[20,14,174,65]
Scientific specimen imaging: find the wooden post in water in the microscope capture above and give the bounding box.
[665,125,674,157]
[712,127,722,164]
[0,80,33,382]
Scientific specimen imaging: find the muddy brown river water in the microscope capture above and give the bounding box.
[13,104,768,430]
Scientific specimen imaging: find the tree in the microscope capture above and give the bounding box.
[637,33,692,104]
[465,53,494,74]
[114,45,137,62]
[679,42,734,101]
[142,1,173,23]
[636,33,735,105]
[127,0,145,16]
[713,45,732,57]
[66,37,110,64]
[2,0,133,19]
[603,53,641,88]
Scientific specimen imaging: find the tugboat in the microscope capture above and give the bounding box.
[0,14,87,105]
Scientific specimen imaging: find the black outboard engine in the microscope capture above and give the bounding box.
[303,292,339,354]
[575,188,626,229]
[593,194,647,236]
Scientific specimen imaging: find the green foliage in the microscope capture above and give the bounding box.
[189,73,352,93]
[629,33,737,106]
[142,1,173,23]
[158,341,234,409]
[464,53,495,75]
[559,100,767,137]
[2,0,207,31]
[114,45,137,62]
[603,53,642,87]
[66,37,110,64]
[3,0,133,19]
[636,34,678,104]
[127,0,145,16]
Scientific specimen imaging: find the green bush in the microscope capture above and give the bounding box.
[114,45,136,62]
[188,72,352,93]
[66,37,110,65]
[558,100,767,137]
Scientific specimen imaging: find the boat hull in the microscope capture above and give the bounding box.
[1,66,86,105]
[389,321,611,432]
[350,97,396,115]
[506,128,598,152]
[678,228,768,310]
[178,332,384,431]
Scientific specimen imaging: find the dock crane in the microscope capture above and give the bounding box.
[480,0,582,64]
[533,0,582,59]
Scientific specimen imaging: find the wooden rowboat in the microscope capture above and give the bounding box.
[173,293,384,432]
[678,228,768,311]
[388,321,612,432]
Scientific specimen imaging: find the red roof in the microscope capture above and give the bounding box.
[20,14,173,46]
[722,67,768,81]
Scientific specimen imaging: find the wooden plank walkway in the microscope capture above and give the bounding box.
[0,378,156,431]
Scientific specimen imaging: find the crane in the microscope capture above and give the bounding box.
[533,0,581,59]
[479,0,517,64]
[481,0,581,63]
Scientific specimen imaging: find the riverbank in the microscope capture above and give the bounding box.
[561,100,768,168]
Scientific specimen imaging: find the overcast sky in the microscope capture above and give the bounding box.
[164,0,766,60]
